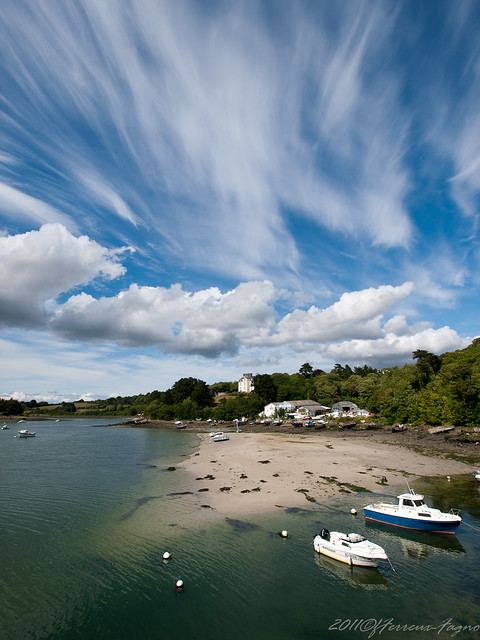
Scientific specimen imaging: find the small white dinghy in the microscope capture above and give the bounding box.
[313,529,388,568]
[17,429,36,438]
[212,432,230,442]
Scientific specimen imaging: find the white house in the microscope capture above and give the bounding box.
[238,373,254,393]
[262,400,330,418]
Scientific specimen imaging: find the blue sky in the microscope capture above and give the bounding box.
[1,0,479,402]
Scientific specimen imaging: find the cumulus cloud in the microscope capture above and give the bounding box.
[253,283,415,346]
[0,224,128,326]
[0,222,469,368]
[321,326,470,369]
[50,280,278,356]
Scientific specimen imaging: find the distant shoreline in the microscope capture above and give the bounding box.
[7,415,480,460]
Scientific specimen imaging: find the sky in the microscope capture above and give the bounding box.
[1,0,480,403]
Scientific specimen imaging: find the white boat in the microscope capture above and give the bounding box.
[2,424,9,430]
[212,432,230,442]
[474,470,480,482]
[364,491,461,534]
[17,429,36,438]
[313,529,388,567]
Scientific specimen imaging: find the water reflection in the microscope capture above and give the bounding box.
[313,552,389,590]
[415,474,480,521]
[365,520,465,559]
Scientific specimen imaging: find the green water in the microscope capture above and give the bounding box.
[1,419,480,639]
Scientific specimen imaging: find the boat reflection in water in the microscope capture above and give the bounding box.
[364,520,465,561]
[314,552,389,590]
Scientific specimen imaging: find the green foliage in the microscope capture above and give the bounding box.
[18,340,480,426]
[0,398,23,415]
[299,362,314,378]
[253,374,278,404]
[212,393,264,420]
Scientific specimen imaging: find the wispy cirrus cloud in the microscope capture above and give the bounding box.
[0,0,414,285]
[0,182,76,231]
[1,1,478,401]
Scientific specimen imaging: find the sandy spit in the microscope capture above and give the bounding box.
[177,431,474,516]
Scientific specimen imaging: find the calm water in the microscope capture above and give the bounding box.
[1,419,480,640]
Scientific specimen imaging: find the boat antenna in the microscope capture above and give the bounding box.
[404,477,414,495]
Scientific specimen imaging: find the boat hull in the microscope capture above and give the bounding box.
[364,508,460,534]
[314,543,381,567]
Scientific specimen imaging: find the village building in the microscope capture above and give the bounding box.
[330,401,371,418]
[262,400,330,419]
[238,373,254,393]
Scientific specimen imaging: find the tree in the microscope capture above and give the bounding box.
[299,363,314,378]
[170,377,213,407]
[332,363,353,379]
[253,374,278,404]
[413,350,441,390]
[0,398,23,415]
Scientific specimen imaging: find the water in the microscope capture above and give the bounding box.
[1,419,480,640]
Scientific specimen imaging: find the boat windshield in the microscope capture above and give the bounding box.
[413,499,426,507]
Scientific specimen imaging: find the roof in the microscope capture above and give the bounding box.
[289,400,325,408]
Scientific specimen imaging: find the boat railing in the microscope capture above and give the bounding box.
[449,508,460,516]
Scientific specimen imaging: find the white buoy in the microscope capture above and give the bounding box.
[163,551,171,560]
[175,576,184,589]
[280,530,288,538]
[350,508,358,515]
[447,476,451,481]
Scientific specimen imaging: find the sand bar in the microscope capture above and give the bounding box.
[179,431,474,516]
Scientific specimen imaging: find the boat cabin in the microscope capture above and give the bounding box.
[397,493,426,508]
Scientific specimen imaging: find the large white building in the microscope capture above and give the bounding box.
[238,373,254,393]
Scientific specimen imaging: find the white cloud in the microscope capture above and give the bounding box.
[77,171,139,226]
[254,283,415,346]
[0,221,470,378]
[0,224,128,326]
[51,280,277,356]
[322,326,471,368]
[0,1,414,284]
[0,182,75,230]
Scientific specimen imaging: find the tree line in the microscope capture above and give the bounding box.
[7,338,480,426]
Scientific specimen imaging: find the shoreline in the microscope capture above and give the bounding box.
[177,430,476,517]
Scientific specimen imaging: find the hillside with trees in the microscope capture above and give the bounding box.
[10,339,480,426]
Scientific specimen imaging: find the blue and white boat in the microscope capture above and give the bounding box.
[364,491,461,534]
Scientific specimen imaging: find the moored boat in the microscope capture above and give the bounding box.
[17,429,36,438]
[364,491,461,534]
[313,529,389,567]
[474,470,480,482]
[212,432,230,442]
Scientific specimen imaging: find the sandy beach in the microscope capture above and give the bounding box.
[179,430,475,516]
